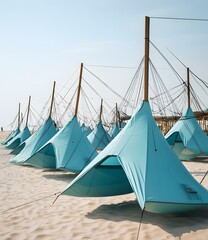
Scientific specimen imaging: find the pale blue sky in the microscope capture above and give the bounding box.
[1,0,208,128]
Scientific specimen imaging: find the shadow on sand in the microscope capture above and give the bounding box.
[86,200,208,239]
[187,157,208,163]
[42,170,78,184]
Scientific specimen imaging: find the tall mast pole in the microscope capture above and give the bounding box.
[26,96,31,127]
[99,99,103,121]
[21,113,24,125]
[187,67,191,108]
[49,81,56,118]
[144,16,150,101]
[116,103,122,128]
[75,63,83,116]
[18,103,21,130]
[118,111,121,128]
[116,103,118,123]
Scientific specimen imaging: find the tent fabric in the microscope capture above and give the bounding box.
[165,107,208,160]
[5,126,31,149]
[10,117,57,164]
[87,121,111,150]
[10,142,27,155]
[1,129,20,145]
[81,123,92,136]
[120,121,126,129]
[24,116,98,172]
[109,122,120,139]
[61,101,208,213]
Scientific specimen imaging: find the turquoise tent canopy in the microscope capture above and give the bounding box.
[61,101,208,214]
[120,121,126,128]
[10,117,57,164]
[109,122,120,139]
[24,116,98,172]
[1,128,20,145]
[87,121,111,150]
[81,123,92,136]
[165,107,208,160]
[5,126,31,149]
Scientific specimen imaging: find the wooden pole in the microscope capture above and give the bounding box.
[75,63,83,116]
[26,96,31,127]
[115,103,118,123]
[116,103,122,128]
[144,16,150,101]
[49,81,56,118]
[187,67,191,108]
[118,111,121,128]
[17,103,20,129]
[21,113,24,125]
[99,99,103,121]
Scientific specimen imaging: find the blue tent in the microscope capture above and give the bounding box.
[24,116,98,172]
[81,123,92,136]
[10,117,57,164]
[109,122,120,139]
[120,121,126,129]
[1,128,20,145]
[165,107,208,160]
[5,126,31,149]
[61,101,208,213]
[88,121,112,150]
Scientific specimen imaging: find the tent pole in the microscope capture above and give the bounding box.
[116,103,121,128]
[116,103,118,123]
[18,103,21,130]
[26,96,31,127]
[187,67,191,108]
[49,81,56,118]
[21,113,24,126]
[99,99,103,121]
[75,63,83,116]
[144,16,150,101]
[117,110,121,128]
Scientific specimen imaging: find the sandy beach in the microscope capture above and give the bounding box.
[0,131,208,240]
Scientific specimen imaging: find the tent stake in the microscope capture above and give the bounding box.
[200,170,208,184]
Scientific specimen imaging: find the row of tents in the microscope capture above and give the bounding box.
[4,103,208,164]
[2,16,208,214]
[2,96,208,214]
[3,115,120,171]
